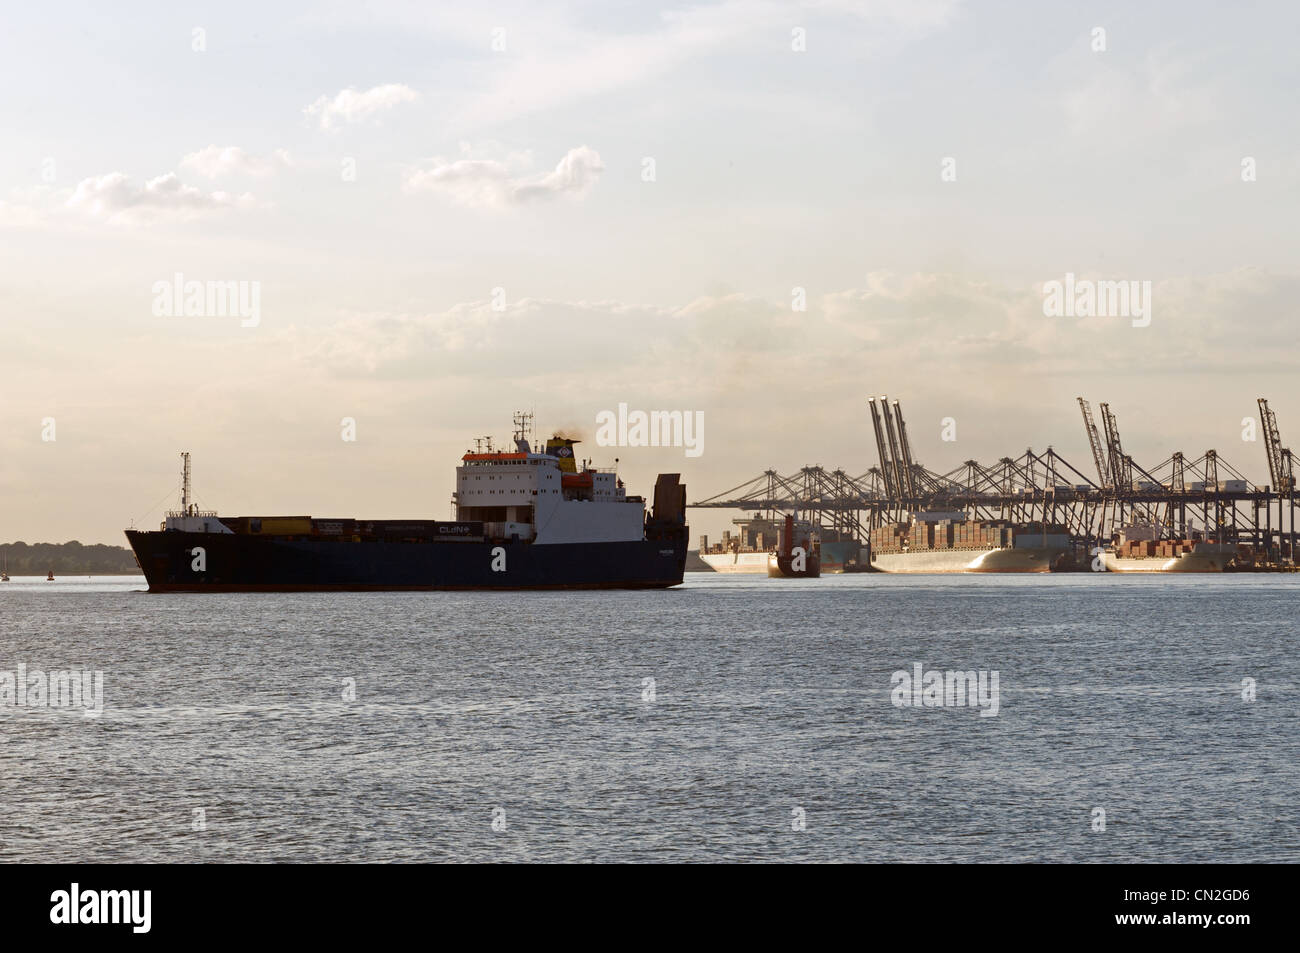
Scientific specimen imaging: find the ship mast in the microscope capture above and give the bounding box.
[512,411,535,453]
[181,451,193,516]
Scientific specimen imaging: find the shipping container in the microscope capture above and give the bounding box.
[244,517,313,535]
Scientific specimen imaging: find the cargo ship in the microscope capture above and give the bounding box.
[766,514,821,578]
[697,515,781,573]
[697,515,821,573]
[124,420,688,591]
[1101,525,1240,573]
[868,514,1076,573]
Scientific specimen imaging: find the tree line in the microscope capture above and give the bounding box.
[0,541,141,574]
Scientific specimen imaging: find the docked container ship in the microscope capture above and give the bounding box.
[869,514,1076,573]
[124,420,688,591]
[697,515,823,574]
[1102,541,1238,572]
[1101,525,1240,572]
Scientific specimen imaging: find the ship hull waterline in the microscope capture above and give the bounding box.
[1102,551,1234,573]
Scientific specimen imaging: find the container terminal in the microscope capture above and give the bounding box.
[693,397,1298,574]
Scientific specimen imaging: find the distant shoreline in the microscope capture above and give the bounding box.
[0,541,141,576]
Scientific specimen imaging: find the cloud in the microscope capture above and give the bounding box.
[61,172,255,224]
[0,173,256,227]
[296,269,1300,389]
[304,84,419,130]
[403,146,604,208]
[180,145,293,178]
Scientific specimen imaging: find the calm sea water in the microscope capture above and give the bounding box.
[1,572,1296,863]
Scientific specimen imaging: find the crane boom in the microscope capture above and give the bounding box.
[1099,402,1131,492]
[879,397,908,502]
[892,399,919,498]
[867,398,897,501]
[1077,398,1110,489]
[1257,398,1293,494]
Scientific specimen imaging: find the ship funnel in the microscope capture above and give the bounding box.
[545,437,580,474]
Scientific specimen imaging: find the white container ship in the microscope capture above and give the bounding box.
[868,514,1076,573]
[697,515,821,574]
[1102,541,1238,573]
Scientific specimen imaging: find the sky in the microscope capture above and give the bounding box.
[1,0,1298,546]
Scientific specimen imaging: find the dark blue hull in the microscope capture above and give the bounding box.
[124,531,688,591]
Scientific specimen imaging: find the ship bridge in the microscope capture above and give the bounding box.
[454,448,643,545]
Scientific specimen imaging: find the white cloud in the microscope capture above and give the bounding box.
[304,84,419,130]
[403,145,604,208]
[180,145,293,178]
[297,269,1300,388]
[62,172,255,224]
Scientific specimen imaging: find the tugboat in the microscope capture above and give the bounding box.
[124,415,689,592]
[767,514,821,578]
